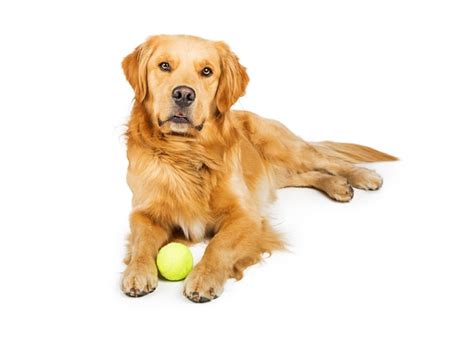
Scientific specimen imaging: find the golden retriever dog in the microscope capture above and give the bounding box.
[121,35,397,302]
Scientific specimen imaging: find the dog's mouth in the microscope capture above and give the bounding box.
[169,115,191,124]
[158,115,205,132]
[158,115,191,126]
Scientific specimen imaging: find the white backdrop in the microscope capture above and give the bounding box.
[0,0,473,337]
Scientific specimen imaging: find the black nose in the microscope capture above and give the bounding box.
[172,86,195,108]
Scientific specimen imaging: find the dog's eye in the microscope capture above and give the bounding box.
[201,67,213,77]
[159,62,171,72]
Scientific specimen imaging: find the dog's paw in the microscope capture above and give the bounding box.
[348,168,383,191]
[121,262,158,297]
[323,176,354,202]
[183,264,224,303]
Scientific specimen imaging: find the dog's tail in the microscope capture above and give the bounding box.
[311,141,398,164]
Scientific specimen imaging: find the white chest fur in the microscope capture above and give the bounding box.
[175,217,206,242]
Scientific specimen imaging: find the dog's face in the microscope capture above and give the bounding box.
[123,35,249,136]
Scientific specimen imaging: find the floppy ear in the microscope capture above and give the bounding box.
[215,42,249,113]
[122,43,153,103]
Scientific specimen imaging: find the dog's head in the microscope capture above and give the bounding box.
[123,35,249,136]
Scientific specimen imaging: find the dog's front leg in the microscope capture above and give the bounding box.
[183,211,266,303]
[121,211,169,297]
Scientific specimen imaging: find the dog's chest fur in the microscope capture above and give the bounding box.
[127,145,216,240]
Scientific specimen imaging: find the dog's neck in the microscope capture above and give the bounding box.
[126,103,236,171]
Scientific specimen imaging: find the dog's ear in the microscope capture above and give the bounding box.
[215,42,249,113]
[122,42,154,103]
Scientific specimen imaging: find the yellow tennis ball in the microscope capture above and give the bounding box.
[156,242,193,281]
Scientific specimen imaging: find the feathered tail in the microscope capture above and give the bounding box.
[311,141,398,164]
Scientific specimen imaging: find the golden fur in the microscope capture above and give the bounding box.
[120,35,397,302]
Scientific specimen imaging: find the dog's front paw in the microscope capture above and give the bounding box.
[183,264,224,303]
[121,262,158,297]
[347,168,383,191]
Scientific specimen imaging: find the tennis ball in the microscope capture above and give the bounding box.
[156,242,193,281]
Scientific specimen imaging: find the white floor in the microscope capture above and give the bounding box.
[6,158,471,338]
[104,159,471,338]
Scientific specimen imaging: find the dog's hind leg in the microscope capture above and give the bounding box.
[234,111,395,192]
[279,171,354,202]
